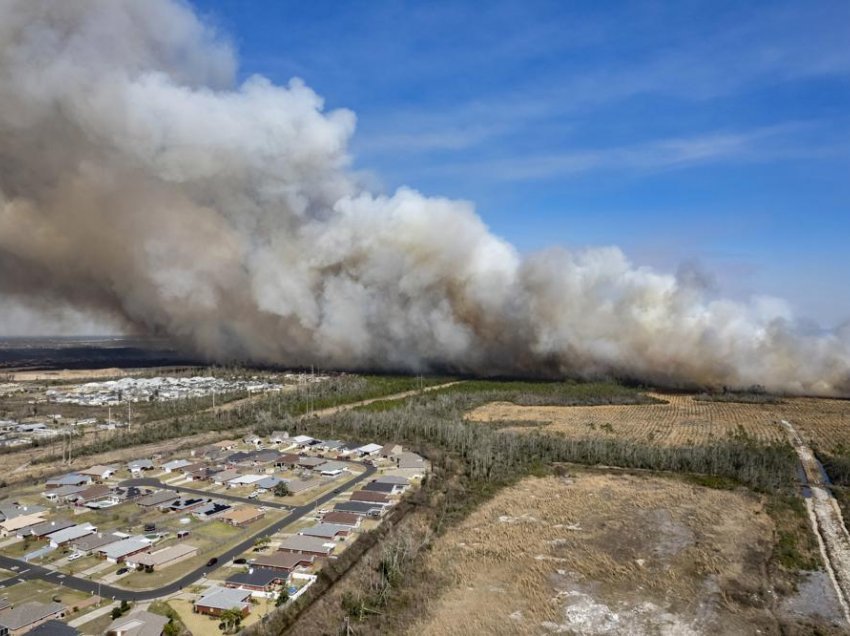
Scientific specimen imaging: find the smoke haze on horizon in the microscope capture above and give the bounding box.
[0,0,848,394]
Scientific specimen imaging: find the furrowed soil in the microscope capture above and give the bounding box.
[467,393,850,451]
[407,473,844,635]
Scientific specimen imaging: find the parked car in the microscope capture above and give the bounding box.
[67,552,84,562]
[233,558,247,565]
[206,557,218,567]
[116,567,129,575]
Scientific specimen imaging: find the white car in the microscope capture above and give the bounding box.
[67,552,84,561]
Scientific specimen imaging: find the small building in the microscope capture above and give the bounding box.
[161,459,193,473]
[225,567,287,593]
[79,465,117,481]
[251,551,315,572]
[276,453,301,469]
[350,490,391,504]
[321,511,361,528]
[219,506,265,528]
[299,523,350,540]
[105,608,168,636]
[278,535,334,557]
[194,587,252,618]
[99,536,151,563]
[0,601,65,636]
[137,490,179,508]
[47,523,97,548]
[127,543,197,571]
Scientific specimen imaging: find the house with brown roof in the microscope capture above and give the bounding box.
[350,490,391,504]
[219,506,265,527]
[321,511,361,528]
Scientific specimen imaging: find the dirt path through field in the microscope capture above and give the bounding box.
[780,418,850,626]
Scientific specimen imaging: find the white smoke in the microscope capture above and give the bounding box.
[0,0,847,394]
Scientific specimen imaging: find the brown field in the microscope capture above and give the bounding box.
[467,393,850,451]
[407,473,843,636]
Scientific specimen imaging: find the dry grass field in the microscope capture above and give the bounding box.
[407,473,843,636]
[467,393,850,451]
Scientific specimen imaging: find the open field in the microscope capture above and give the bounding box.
[407,472,844,636]
[468,393,850,450]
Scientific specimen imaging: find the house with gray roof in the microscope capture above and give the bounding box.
[47,523,96,548]
[333,501,387,517]
[99,536,151,563]
[0,601,65,634]
[137,490,179,508]
[278,535,335,557]
[225,567,288,592]
[298,523,351,540]
[194,587,252,617]
[104,609,167,636]
[72,532,123,554]
[23,518,75,539]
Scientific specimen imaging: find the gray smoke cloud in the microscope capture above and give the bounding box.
[1,0,848,394]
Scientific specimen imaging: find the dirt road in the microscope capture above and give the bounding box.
[780,418,850,626]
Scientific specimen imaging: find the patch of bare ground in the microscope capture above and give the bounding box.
[468,393,850,450]
[406,472,843,636]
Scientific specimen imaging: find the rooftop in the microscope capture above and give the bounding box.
[0,601,65,631]
[105,609,168,636]
[195,587,252,611]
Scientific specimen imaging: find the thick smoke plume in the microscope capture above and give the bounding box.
[1,0,848,394]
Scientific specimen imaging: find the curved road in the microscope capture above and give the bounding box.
[0,463,376,601]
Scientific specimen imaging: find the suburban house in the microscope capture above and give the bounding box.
[277,535,335,557]
[99,536,151,563]
[24,519,75,539]
[212,469,242,485]
[225,567,288,593]
[105,609,168,636]
[333,501,387,518]
[42,485,87,502]
[318,461,347,477]
[127,459,155,474]
[374,475,410,486]
[126,543,198,571]
[219,506,265,527]
[192,502,231,520]
[268,431,289,445]
[79,465,117,481]
[227,474,265,488]
[137,490,179,508]
[380,443,403,458]
[350,490,391,504]
[27,619,78,636]
[47,523,97,548]
[393,452,428,477]
[318,440,344,452]
[243,434,263,447]
[0,601,65,636]
[162,497,209,513]
[45,473,92,489]
[194,587,252,618]
[291,435,315,448]
[251,552,315,572]
[363,481,406,495]
[298,523,350,540]
[72,532,123,554]
[276,453,301,469]
[356,443,383,457]
[161,459,193,473]
[321,511,361,528]
[297,456,325,469]
[0,512,46,537]
[254,476,283,491]
[72,484,113,505]
[214,439,239,451]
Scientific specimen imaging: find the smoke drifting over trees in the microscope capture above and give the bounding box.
[0,0,848,394]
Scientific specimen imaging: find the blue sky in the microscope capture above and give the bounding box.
[192,0,850,327]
